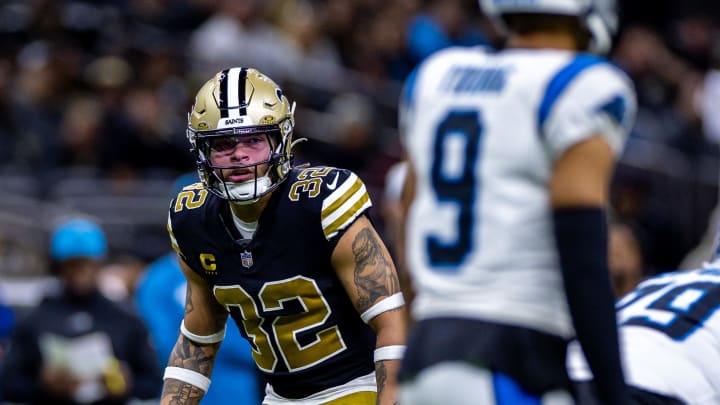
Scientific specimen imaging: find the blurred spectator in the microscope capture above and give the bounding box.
[698,37,720,145]
[134,174,262,404]
[298,91,399,207]
[318,0,361,67]
[187,0,293,81]
[0,58,19,165]
[608,220,645,298]
[0,217,162,404]
[98,255,150,306]
[610,23,720,274]
[9,40,72,169]
[323,92,379,173]
[273,0,343,85]
[0,294,14,403]
[107,85,192,175]
[612,25,690,142]
[406,0,488,64]
[363,1,418,82]
[57,96,105,168]
[0,295,13,360]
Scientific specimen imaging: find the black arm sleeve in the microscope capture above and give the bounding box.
[553,208,629,405]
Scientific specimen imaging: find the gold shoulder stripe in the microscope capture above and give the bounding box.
[322,193,371,240]
[322,176,363,218]
[321,173,372,240]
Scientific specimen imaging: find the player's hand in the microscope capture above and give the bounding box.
[40,365,81,397]
[103,357,131,397]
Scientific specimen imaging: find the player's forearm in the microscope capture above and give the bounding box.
[160,378,204,405]
[160,335,219,405]
[372,314,406,405]
[375,359,401,405]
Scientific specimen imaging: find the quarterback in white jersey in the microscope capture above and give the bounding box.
[401,42,633,338]
[569,266,720,404]
[398,0,637,404]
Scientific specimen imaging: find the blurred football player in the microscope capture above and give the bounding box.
[160,67,407,405]
[569,228,720,404]
[1,217,162,404]
[397,0,636,404]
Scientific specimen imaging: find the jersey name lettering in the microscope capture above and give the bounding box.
[443,67,508,94]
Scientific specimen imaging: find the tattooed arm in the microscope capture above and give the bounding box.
[332,215,408,405]
[160,258,228,405]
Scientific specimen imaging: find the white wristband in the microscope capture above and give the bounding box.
[181,320,226,344]
[360,293,405,323]
[164,367,211,392]
[374,345,406,362]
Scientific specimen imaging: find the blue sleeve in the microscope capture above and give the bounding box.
[0,302,13,340]
[135,253,186,366]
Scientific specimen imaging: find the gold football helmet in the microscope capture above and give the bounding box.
[187,67,297,203]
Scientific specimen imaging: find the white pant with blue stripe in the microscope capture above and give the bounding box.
[399,362,574,405]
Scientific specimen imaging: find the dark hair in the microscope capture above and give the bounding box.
[502,13,591,51]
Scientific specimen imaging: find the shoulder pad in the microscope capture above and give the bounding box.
[540,56,637,159]
[167,182,211,260]
[285,166,372,240]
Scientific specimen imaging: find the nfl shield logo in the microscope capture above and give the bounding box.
[240,250,253,268]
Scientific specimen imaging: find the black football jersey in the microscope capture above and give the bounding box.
[167,166,377,399]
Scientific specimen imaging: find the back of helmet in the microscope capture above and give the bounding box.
[479,0,617,53]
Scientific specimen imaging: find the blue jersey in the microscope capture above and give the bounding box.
[167,166,376,399]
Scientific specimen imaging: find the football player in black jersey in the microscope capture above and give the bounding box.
[160,67,408,405]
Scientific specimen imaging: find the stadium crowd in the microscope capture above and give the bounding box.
[0,0,720,403]
[0,0,719,272]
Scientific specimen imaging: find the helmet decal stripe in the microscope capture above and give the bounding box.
[227,68,242,118]
[238,67,248,116]
[219,68,230,118]
[224,67,248,119]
